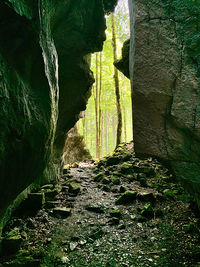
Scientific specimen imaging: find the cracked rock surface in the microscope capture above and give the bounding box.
[127,0,200,203]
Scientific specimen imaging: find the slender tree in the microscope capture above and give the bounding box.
[111,13,122,148]
[101,110,104,156]
[99,52,102,157]
[82,112,86,139]
[123,104,127,143]
[94,53,101,158]
[105,112,108,154]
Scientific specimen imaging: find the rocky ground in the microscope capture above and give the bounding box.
[1,143,200,267]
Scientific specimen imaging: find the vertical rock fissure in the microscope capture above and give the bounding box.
[38,0,59,152]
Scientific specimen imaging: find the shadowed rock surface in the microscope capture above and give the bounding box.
[114,39,130,78]
[0,0,118,233]
[125,0,200,205]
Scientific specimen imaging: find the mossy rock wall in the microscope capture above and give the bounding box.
[127,0,200,204]
[62,126,92,165]
[0,0,118,234]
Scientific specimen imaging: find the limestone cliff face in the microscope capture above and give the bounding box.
[128,0,200,203]
[0,0,117,229]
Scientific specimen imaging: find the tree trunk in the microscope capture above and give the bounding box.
[82,113,86,138]
[98,52,102,157]
[111,13,122,148]
[105,112,108,155]
[101,111,104,157]
[123,104,127,143]
[90,108,93,152]
[112,116,116,150]
[94,53,100,159]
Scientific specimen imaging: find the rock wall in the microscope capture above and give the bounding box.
[62,126,92,165]
[128,0,200,203]
[0,0,117,232]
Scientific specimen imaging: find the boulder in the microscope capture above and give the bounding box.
[141,203,154,219]
[14,193,44,217]
[119,185,128,193]
[121,162,133,174]
[115,190,137,205]
[2,228,23,256]
[85,204,105,214]
[114,39,130,78]
[108,218,120,225]
[109,209,121,218]
[68,182,80,196]
[101,177,110,185]
[24,193,44,210]
[44,187,61,201]
[94,173,104,182]
[111,177,120,185]
[106,156,121,166]
[137,192,155,203]
[126,0,200,205]
[52,207,71,218]
[139,178,148,188]
[102,185,111,192]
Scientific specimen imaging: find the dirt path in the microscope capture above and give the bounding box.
[1,145,200,266]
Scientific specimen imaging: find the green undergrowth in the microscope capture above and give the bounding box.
[1,142,200,266]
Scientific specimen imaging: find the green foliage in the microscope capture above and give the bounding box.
[77,0,132,159]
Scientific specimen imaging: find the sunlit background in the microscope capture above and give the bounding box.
[77,0,132,159]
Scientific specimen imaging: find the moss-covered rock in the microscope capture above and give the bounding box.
[111,187,119,193]
[163,189,175,198]
[109,209,121,218]
[94,172,104,182]
[52,207,71,218]
[68,182,80,195]
[101,177,110,185]
[121,162,133,174]
[183,222,196,233]
[141,167,156,177]
[44,201,60,209]
[5,246,44,266]
[137,192,155,203]
[2,228,23,256]
[139,178,148,188]
[63,127,92,165]
[85,204,105,214]
[108,217,120,225]
[44,187,61,201]
[13,193,45,217]
[102,185,111,192]
[40,184,54,190]
[96,158,107,167]
[111,177,120,185]
[120,185,128,193]
[115,191,137,205]
[141,203,154,219]
[106,156,121,166]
